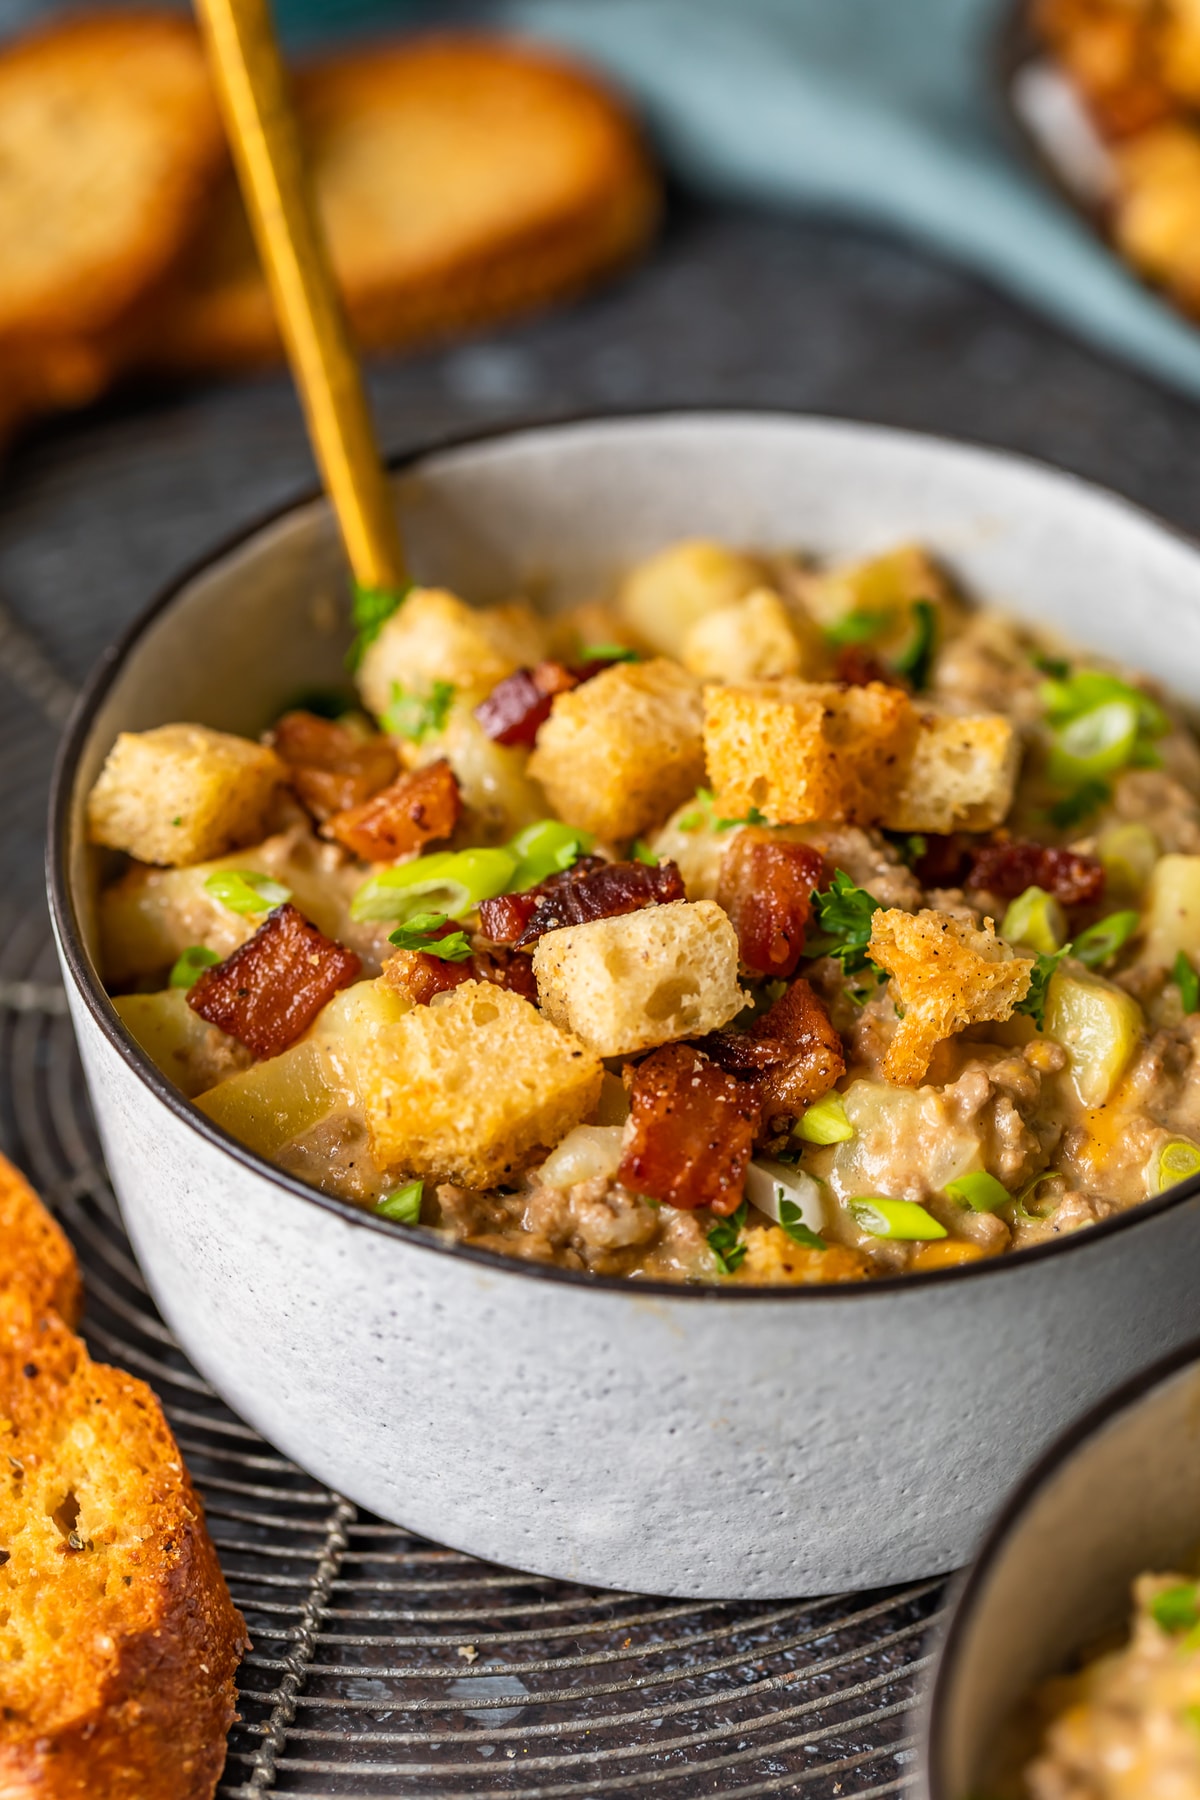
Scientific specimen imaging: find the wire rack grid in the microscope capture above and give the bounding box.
[0,597,942,1798]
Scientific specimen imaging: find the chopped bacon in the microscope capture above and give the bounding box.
[966,840,1105,907]
[913,833,972,889]
[479,858,686,948]
[473,661,581,748]
[383,935,538,1007]
[834,645,900,688]
[270,711,398,821]
[716,830,825,978]
[698,978,845,1120]
[618,1045,760,1215]
[188,903,360,1059]
[326,759,461,863]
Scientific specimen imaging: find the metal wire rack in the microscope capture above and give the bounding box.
[0,599,941,1798]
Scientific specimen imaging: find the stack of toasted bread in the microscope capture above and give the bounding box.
[0,1152,246,1799]
[0,10,659,450]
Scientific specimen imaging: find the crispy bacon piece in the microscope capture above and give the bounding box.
[913,832,972,889]
[716,830,825,977]
[473,661,581,748]
[382,927,538,1008]
[618,1045,760,1215]
[699,978,845,1120]
[834,645,899,688]
[188,903,360,1058]
[966,840,1105,907]
[270,710,398,821]
[326,759,461,863]
[479,858,686,948]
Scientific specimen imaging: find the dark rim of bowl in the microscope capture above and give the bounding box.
[46,406,1200,1300]
[923,1328,1200,1800]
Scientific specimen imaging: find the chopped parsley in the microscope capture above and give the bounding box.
[1014,945,1071,1030]
[382,679,455,742]
[1033,653,1070,681]
[707,1202,748,1276]
[168,945,221,988]
[631,839,659,866]
[376,1180,423,1225]
[805,870,883,977]
[678,787,770,833]
[1175,951,1200,1014]
[892,599,938,690]
[1047,779,1110,830]
[778,1198,827,1251]
[1151,1582,1200,1634]
[388,911,473,960]
[580,642,639,663]
[347,580,412,671]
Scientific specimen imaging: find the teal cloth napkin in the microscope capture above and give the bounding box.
[274,0,1200,400]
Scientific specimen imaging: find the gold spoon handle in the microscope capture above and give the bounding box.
[194,0,406,592]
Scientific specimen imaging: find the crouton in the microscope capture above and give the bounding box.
[703,679,918,826]
[0,1153,80,1326]
[795,543,957,643]
[532,898,745,1056]
[731,1225,870,1285]
[617,539,765,658]
[529,657,705,841]
[890,711,1020,834]
[869,908,1034,1085]
[546,600,644,663]
[1111,121,1200,317]
[356,981,603,1186]
[357,587,548,720]
[86,723,284,868]
[681,588,806,682]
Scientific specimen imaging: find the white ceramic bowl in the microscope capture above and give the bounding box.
[48,413,1200,1599]
[921,1335,1200,1798]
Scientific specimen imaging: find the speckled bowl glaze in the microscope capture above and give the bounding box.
[920,1336,1200,1798]
[48,414,1200,1599]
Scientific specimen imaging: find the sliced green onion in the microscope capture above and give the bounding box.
[1175,951,1200,1014]
[351,848,516,923]
[376,1180,422,1225]
[387,912,473,960]
[794,1091,854,1145]
[580,642,638,663]
[824,607,891,648]
[507,820,594,891]
[1047,700,1140,786]
[1157,1139,1200,1193]
[1151,1582,1200,1633]
[1039,670,1168,738]
[778,1200,826,1250]
[382,678,455,742]
[944,1171,1009,1213]
[892,598,938,689]
[631,839,659,866]
[1047,780,1110,831]
[347,580,411,671]
[204,870,292,916]
[1073,910,1140,970]
[168,944,222,988]
[1001,886,1067,956]
[849,1198,948,1241]
[1014,1170,1062,1222]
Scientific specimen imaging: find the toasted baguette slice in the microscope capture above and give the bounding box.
[0,1155,246,1800]
[150,34,659,368]
[0,11,224,355]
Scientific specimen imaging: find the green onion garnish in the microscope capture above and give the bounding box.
[388,912,473,960]
[382,678,455,742]
[892,599,938,690]
[707,1201,749,1275]
[507,820,594,891]
[1014,1170,1061,1221]
[203,871,292,916]
[806,870,883,978]
[944,1172,1009,1213]
[1073,910,1140,970]
[794,1091,855,1145]
[778,1199,826,1251]
[376,1180,423,1225]
[849,1198,948,1241]
[168,945,222,988]
[631,839,659,867]
[824,607,891,648]
[1151,1582,1200,1633]
[352,848,517,924]
[1001,886,1067,956]
[1039,669,1168,737]
[1047,699,1141,786]
[1047,780,1111,830]
[580,642,639,663]
[1176,952,1200,1014]
[1157,1140,1200,1193]
[347,580,411,671]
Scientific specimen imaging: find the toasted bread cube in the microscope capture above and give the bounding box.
[546,600,645,662]
[86,724,284,867]
[795,543,957,644]
[617,539,764,658]
[704,679,918,826]
[357,587,549,718]
[529,657,705,840]
[869,909,1034,1086]
[681,588,807,682]
[355,981,602,1186]
[532,899,745,1056]
[1112,123,1200,313]
[889,711,1020,834]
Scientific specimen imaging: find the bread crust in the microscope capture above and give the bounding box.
[0,1156,80,1328]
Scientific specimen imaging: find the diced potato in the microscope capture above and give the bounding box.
[529,658,705,842]
[86,723,284,867]
[532,899,746,1056]
[1097,823,1160,902]
[681,588,807,682]
[357,587,548,719]
[1044,967,1144,1109]
[535,1125,625,1189]
[197,1039,346,1158]
[112,989,251,1097]
[617,539,764,658]
[309,976,412,1094]
[411,700,548,844]
[1141,853,1200,965]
